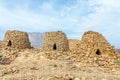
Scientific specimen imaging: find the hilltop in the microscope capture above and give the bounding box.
[0,30,120,80]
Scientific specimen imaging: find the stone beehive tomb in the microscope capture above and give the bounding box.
[80,31,116,56]
[3,30,31,49]
[68,39,81,51]
[43,31,69,51]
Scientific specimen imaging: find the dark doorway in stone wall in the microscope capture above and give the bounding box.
[96,49,101,55]
[53,43,57,50]
[7,40,12,46]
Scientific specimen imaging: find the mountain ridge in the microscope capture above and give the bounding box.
[28,32,44,48]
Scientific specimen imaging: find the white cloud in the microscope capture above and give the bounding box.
[73,0,120,48]
[41,1,53,11]
[0,6,55,31]
[0,0,120,48]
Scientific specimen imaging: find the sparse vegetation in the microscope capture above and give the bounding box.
[115,60,120,66]
[0,53,3,57]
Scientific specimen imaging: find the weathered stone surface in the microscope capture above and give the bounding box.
[43,31,69,51]
[3,30,31,49]
[80,31,116,56]
[0,58,12,65]
[0,30,120,79]
[66,31,118,71]
[68,39,81,51]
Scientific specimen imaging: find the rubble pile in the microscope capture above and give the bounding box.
[43,31,119,71]
[71,31,118,71]
[0,47,20,65]
[0,30,120,78]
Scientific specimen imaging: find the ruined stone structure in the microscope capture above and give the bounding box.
[3,30,31,49]
[66,31,117,70]
[80,31,116,56]
[68,39,81,51]
[43,31,69,51]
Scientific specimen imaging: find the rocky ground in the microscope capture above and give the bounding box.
[0,48,120,80]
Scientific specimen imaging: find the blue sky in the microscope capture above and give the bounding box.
[0,0,120,48]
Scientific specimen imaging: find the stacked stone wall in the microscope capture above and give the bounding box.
[43,31,69,51]
[80,31,115,56]
[3,30,31,49]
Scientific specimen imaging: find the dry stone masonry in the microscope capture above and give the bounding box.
[68,39,81,51]
[73,31,118,70]
[43,31,69,51]
[80,31,116,56]
[3,30,31,49]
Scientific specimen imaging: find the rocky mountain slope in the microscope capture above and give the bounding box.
[28,32,44,48]
[0,48,120,79]
[116,49,120,53]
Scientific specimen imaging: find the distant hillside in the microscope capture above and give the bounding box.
[28,32,44,48]
[116,49,120,53]
[0,40,2,45]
